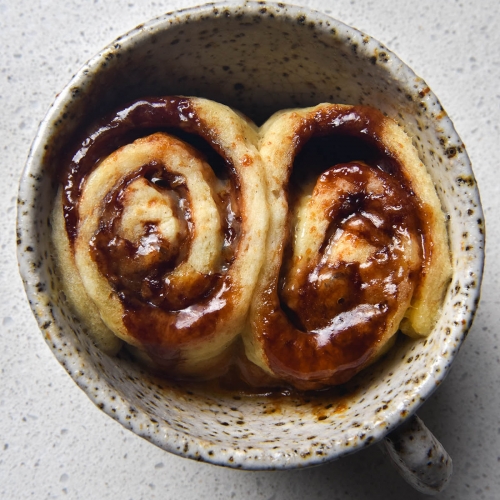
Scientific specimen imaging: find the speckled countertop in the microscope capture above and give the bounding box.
[1,1,499,499]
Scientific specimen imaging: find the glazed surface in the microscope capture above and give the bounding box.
[246,103,451,389]
[52,97,451,389]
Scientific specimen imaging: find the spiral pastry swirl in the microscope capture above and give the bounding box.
[52,97,267,377]
[53,98,450,387]
[243,104,451,390]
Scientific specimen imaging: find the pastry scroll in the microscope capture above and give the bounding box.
[53,98,451,388]
[52,97,267,377]
[243,104,451,390]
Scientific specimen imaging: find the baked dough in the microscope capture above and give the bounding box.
[243,103,451,389]
[53,98,451,388]
[52,97,267,377]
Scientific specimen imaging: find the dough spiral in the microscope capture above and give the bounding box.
[53,98,451,388]
[52,97,267,377]
[243,103,451,390]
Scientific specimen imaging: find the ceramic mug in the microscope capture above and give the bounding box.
[17,2,484,494]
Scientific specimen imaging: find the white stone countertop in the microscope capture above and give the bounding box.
[1,0,499,498]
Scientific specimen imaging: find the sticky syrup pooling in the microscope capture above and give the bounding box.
[54,98,450,393]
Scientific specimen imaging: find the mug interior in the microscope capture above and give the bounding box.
[17,1,484,469]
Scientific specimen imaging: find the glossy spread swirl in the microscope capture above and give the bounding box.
[52,97,267,377]
[52,98,451,388]
[243,104,451,390]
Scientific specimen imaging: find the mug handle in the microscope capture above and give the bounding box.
[380,414,453,495]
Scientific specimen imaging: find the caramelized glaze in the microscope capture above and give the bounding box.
[62,97,232,242]
[250,105,432,389]
[61,98,244,369]
[264,162,422,383]
[57,99,445,389]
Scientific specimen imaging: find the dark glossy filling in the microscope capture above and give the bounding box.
[60,97,241,365]
[61,97,237,243]
[59,100,429,389]
[256,106,429,386]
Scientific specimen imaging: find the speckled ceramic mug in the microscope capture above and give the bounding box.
[17,2,484,495]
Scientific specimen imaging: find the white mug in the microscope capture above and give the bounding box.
[17,2,484,494]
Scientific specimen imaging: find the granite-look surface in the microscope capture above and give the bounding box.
[1,1,499,499]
